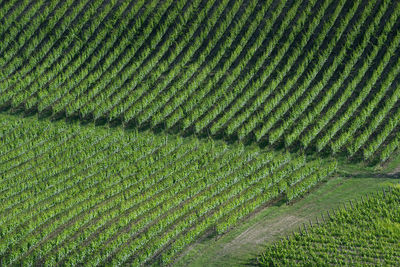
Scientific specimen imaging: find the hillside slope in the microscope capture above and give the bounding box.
[0,0,399,161]
[0,113,335,266]
[1,0,400,265]
[174,176,398,267]
[259,185,400,266]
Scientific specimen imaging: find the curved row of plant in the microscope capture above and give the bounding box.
[1,0,399,162]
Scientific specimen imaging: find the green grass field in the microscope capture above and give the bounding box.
[0,0,400,265]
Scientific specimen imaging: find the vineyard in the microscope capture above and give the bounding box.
[0,0,399,161]
[0,0,399,265]
[259,185,400,266]
[0,113,336,266]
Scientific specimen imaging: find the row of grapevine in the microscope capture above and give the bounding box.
[286,160,337,202]
[0,113,335,266]
[0,0,121,107]
[170,0,288,132]
[266,0,379,145]
[90,0,220,122]
[259,185,400,266]
[198,0,323,137]
[0,0,48,63]
[284,0,386,147]
[214,0,316,138]
[66,0,191,118]
[0,0,26,32]
[1,0,400,162]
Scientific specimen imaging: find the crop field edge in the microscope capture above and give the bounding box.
[173,174,400,267]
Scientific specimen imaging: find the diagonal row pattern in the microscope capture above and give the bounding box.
[0,0,399,161]
[0,113,336,266]
[259,185,400,266]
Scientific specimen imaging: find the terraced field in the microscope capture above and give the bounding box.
[0,0,399,265]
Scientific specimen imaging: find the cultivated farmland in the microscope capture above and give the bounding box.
[259,185,400,266]
[0,113,336,265]
[0,0,399,160]
[0,0,399,265]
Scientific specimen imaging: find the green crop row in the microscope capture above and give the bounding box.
[0,113,334,266]
[1,0,399,162]
[259,185,400,266]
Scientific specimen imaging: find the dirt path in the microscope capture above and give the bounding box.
[222,214,302,253]
[388,165,400,175]
[175,176,399,267]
